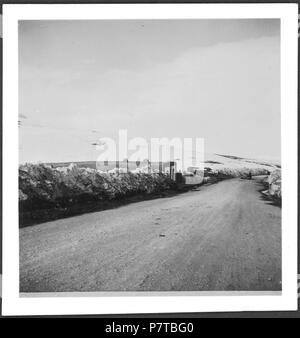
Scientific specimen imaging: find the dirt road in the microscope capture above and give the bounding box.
[20,177,281,292]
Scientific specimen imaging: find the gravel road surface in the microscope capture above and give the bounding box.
[20,177,281,292]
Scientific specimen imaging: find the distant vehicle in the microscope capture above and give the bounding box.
[240,171,252,180]
[176,166,204,186]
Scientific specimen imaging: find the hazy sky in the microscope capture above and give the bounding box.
[19,19,280,163]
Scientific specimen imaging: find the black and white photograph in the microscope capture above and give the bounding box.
[18,18,283,293]
[1,4,298,315]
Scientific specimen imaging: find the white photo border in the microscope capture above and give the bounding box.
[2,4,298,315]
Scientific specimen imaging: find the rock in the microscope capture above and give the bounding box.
[268,169,281,199]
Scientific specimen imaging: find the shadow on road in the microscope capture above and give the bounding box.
[19,186,200,228]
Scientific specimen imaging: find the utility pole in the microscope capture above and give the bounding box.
[147,159,151,174]
[159,161,162,174]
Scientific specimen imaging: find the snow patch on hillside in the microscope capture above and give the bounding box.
[202,153,280,178]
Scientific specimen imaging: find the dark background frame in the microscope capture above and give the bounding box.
[0,0,298,319]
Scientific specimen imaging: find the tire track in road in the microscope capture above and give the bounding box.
[20,178,281,292]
